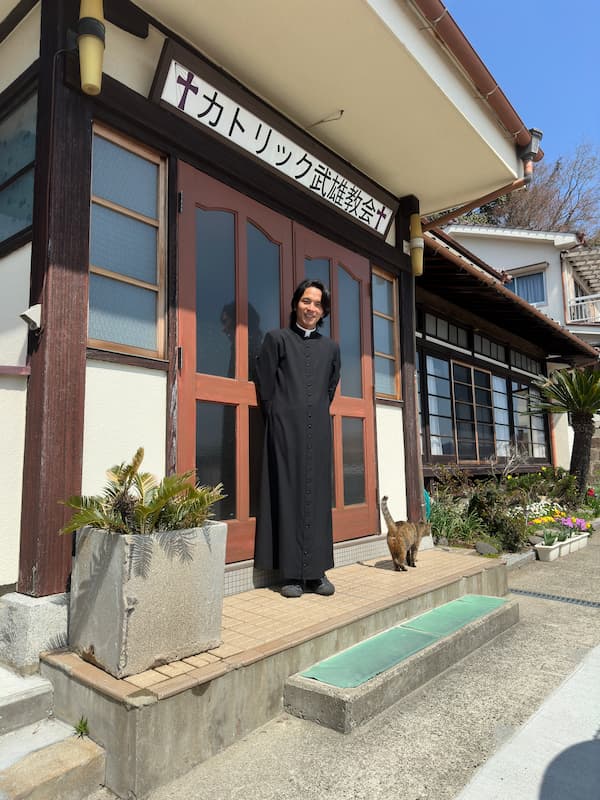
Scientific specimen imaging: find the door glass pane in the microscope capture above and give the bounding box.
[338,265,362,397]
[248,405,264,518]
[304,257,330,337]
[90,203,157,283]
[196,209,236,377]
[89,274,157,350]
[342,417,365,505]
[372,272,393,316]
[196,400,236,520]
[247,222,279,381]
[374,316,394,355]
[92,135,158,218]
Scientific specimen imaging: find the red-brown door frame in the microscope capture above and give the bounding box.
[177,164,293,562]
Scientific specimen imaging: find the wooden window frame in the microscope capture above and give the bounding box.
[88,123,167,359]
[451,361,495,464]
[372,266,401,401]
[0,90,37,251]
[418,343,550,467]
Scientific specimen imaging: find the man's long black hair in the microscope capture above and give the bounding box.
[289,279,331,328]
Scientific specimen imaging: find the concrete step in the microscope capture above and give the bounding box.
[0,719,105,800]
[284,595,519,732]
[0,666,54,736]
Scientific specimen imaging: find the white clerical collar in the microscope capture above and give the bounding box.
[296,323,316,338]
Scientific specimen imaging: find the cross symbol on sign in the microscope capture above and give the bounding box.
[176,70,199,111]
[375,206,388,230]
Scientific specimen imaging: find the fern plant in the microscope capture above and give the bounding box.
[59,448,225,535]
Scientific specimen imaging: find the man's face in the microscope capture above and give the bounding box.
[296,287,324,330]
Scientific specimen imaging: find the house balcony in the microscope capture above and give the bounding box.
[568,293,600,325]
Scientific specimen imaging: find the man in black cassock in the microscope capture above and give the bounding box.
[254,279,341,598]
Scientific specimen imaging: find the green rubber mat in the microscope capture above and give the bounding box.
[301,595,506,689]
[403,595,506,638]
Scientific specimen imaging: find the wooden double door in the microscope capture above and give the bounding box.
[177,164,378,562]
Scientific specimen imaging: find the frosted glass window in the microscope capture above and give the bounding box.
[90,203,157,283]
[374,316,394,355]
[0,170,34,241]
[92,135,158,218]
[372,272,393,316]
[89,274,157,350]
[0,93,36,185]
[338,266,362,398]
[304,257,331,338]
[0,94,36,244]
[374,356,395,395]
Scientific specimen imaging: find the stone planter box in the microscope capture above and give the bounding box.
[69,522,228,678]
[570,532,590,551]
[558,538,572,556]
[534,541,561,562]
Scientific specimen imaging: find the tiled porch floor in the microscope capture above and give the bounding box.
[42,548,501,704]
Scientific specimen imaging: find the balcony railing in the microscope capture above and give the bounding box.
[568,293,600,324]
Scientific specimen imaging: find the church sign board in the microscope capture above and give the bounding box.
[150,41,397,238]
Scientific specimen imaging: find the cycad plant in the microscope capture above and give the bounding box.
[532,367,600,498]
[59,448,224,535]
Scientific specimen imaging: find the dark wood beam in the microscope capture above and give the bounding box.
[397,195,424,522]
[18,0,92,596]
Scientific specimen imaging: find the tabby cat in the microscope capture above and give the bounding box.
[381,495,430,572]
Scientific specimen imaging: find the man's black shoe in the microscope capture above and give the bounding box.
[306,576,335,596]
[281,581,303,598]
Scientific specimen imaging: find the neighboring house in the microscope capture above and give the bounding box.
[445,225,600,349]
[0,0,597,659]
[445,224,600,470]
[416,229,596,480]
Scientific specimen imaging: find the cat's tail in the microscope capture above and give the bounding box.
[380,495,396,532]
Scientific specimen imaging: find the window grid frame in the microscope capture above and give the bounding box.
[0,90,37,248]
[88,123,167,359]
[372,266,401,401]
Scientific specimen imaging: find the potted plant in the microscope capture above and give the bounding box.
[60,448,226,679]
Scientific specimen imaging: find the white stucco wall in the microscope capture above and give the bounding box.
[0,243,31,367]
[0,242,31,585]
[81,361,167,495]
[103,21,165,97]
[0,375,27,585]
[447,231,567,327]
[0,3,40,94]
[376,402,407,527]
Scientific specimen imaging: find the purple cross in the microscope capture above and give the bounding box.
[176,70,198,111]
[375,206,388,231]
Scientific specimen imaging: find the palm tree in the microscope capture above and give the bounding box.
[532,367,600,497]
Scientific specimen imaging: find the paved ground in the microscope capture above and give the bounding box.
[90,536,600,800]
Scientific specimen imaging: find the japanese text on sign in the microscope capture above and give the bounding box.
[160,60,393,233]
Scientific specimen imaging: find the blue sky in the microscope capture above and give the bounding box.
[443,1,600,165]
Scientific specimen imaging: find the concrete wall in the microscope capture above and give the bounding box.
[81,361,167,495]
[0,3,40,94]
[376,402,407,524]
